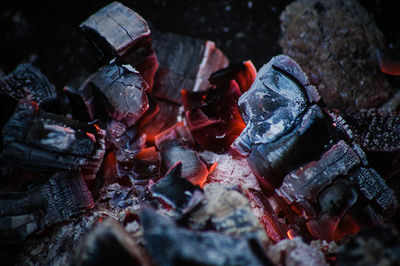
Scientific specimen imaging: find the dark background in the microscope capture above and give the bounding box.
[1,0,399,89]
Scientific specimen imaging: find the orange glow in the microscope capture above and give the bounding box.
[208,162,218,174]
[287,229,295,240]
[377,50,400,76]
[236,60,257,93]
[135,146,157,160]
[181,89,190,110]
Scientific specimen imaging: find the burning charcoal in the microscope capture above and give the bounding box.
[247,189,302,242]
[140,99,180,144]
[141,208,272,266]
[155,122,209,186]
[66,63,150,128]
[129,147,160,186]
[74,218,153,266]
[267,237,328,266]
[275,141,366,240]
[1,100,105,180]
[232,54,320,157]
[209,60,257,93]
[80,2,158,89]
[0,63,59,109]
[182,80,245,153]
[338,224,400,266]
[152,30,228,104]
[149,162,202,212]
[232,55,328,193]
[0,170,93,243]
[188,183,270,244]
[377,46,400,76]
[100,146,160,190]
[233,55,399,241]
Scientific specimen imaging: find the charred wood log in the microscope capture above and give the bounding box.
[233,55,399,241]
[0,170,93,243]
[1,100,105,180]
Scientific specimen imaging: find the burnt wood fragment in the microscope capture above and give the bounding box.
[66,63,150,127]
[182,80,244,153]
[155,122,209,186]
[0,171,93,243]
[1,100,105,180]
[141,208,272,266]
[150,162,201,211]
[80,2,150,59]
[209,60,257,93]
[140,99,180,145]
[0,63,58,108]
[80,1,158,89]
[152,31,228,104]
[188,183,270,243]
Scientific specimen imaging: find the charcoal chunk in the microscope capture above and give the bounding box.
[155,123,209,186]
[80,2,150,58]
[277,140,361,205]
[0,63,58,107]
[0,171,93,243]
[141,209,271,266]
[152,31,228,104]
[150,162,202,211]
[1,100,105,179]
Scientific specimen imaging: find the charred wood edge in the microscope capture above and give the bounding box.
[0,171,93,243]
[149,162,201,212]
[79,1,150,61]
[0,100,105,179]
[0,63,58,105]
[151,28,229,104]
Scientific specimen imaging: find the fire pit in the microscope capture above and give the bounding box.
[1,1,400,265]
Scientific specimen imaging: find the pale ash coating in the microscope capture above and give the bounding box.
[280,0,391,112]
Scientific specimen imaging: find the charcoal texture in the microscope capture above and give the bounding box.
[0,171,93,242]
[141,209,271,266]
